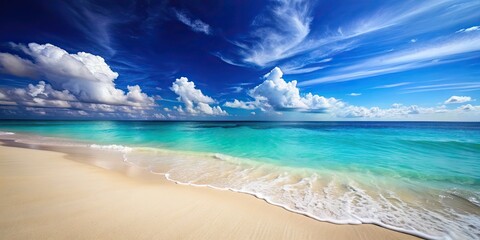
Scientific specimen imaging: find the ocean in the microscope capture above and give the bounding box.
[1,121,479,239]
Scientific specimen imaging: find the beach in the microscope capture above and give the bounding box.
[1,0,480,238]
[0,144,420,239]
[0,121,478,239]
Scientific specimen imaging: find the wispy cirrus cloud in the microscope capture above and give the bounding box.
[281,57,332,74]
[234,0,313,67]
[57,1,128,56]
[217,0,480,80]
[215,0,337,71]
[372,82,412,89]
[299,33,480,86]
[456,26,480,33]
[174,10,211,35]
[402,82,480,94]
[214,0,357,72]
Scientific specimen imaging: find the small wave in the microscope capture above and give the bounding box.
[468,197,480,207]
[141,149,477,239]
[0,131,15,135]
[212,153,246,164]
[90,144,132,153]
[159,170,439,240]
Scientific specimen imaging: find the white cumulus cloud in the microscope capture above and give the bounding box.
[0,81,156,118]
[0,43,160,119]
[225,67,343,112]
[222,67,480,120]
[458,104,480,111]
[0,53,38,78]
[444,96,472,104]
[0,81,74,109]
[336,104,426,118]
[170,77,227,116]
[224,99,256,110]
[0,43,155,107]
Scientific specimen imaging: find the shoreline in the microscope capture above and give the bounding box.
[0,143,420,239]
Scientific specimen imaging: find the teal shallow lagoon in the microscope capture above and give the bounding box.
[1,121,479,239]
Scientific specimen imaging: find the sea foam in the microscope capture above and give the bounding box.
[0,131,15,135]
[90,144,132,153]
[118,147,478,240]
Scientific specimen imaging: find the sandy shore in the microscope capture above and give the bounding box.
[0,145,419,239]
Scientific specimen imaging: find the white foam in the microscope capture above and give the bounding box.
[468,196,480,207]
[159,171,443,239]
[0,131,15,135]
[90,144,132,153]
[137,150,478,240]
[160,166,439,238]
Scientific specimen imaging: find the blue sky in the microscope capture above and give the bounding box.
[0,0,479,120]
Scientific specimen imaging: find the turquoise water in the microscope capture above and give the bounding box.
[1,121,479,239]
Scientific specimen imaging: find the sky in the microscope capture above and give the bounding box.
[0,0,479,121]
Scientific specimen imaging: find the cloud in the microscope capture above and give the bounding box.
[458,104,480,111]
[225,67,343,112]
[332,102,480,119]
[241,0,312,67]
[444,96,473,104]
[0,81,156,118]
[25,107,46,115]
[249,67,307,110]
[0,43,160,119]
[230,86,243,93]
[211,52,249,67]
[403,82,480,93]
[174,10,211,35]
[348,93,361,96]
[221,67,480,120]
[335,1,479,41]
[0,53,38,78]
[224,99,256,110]
[300,34,480,86]
[58,1,121,55]
[372,82,411,89]
[217,0,314,68]
[219,0,414,68]
[457,26,480,33]
[217,0,480,76]
[0,43,155,107]
[0,81,74,108]
[282,65,326,75]
[335,104,429,118]
[170,77,227,116]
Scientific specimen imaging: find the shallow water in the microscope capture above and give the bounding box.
[1,121,479,239]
